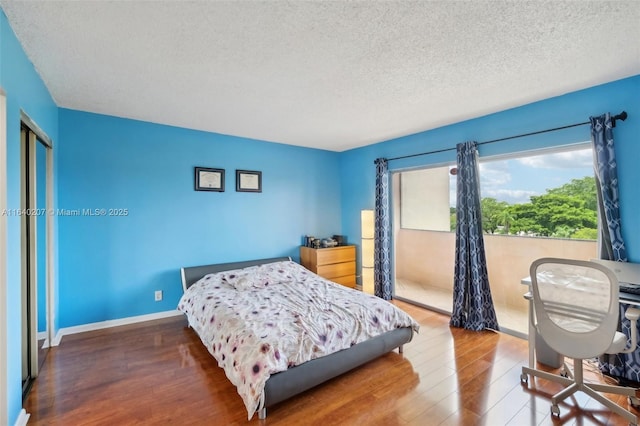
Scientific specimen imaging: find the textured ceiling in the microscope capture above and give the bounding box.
[2,1,639,151]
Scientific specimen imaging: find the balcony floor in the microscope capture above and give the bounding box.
[395,277,528,336]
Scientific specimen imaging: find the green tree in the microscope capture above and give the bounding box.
[450,207,456,231]
[507,186,597,238]
[481,198,509,234]
[532,194,596,236]
[508,202,546,236]
[552,225,575,239]
[453,176,597,239]
[571,227,599,240]
[547,176,597,211]
[496,208,515,234]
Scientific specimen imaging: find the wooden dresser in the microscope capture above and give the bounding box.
[300,245,356,288]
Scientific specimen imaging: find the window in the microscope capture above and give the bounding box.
[475,144,596,240]
[393,142,597,335]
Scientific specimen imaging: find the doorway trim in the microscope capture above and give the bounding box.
[19,111,52,148]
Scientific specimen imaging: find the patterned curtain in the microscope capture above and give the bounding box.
[592,113,627,262]
[450,142,499,331]
[374,158,392,300]
[591,114,637,380]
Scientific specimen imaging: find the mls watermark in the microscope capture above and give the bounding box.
[1,208,129,217]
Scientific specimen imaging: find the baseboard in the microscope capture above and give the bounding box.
[37,331,50,349]
[56,310,183,344]
[14,409,29,426]
[51,329,63,347]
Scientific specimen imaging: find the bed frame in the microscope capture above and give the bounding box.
[180,257,414,419]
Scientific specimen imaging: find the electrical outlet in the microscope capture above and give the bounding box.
[154,290,163,301]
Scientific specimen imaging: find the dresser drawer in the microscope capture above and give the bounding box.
[330,274,357,288]
[300,245,357,289]
[314,245,356,266]
[316,261,356,279]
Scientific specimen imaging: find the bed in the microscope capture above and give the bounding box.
[178,256,418,420]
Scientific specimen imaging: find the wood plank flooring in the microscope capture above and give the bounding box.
[24,301,638,425]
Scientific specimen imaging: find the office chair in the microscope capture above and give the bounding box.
[520,257,640,424]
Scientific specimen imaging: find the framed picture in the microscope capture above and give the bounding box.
[194,167,225,192]
[236,170,262,192]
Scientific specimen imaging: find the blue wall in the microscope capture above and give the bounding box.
[57,109,342,327]
[3,4,640,423]
[1,10,59,426]
[340,76,640,276]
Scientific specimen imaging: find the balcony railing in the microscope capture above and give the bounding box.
[394,229,597,335]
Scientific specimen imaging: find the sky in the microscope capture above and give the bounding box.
[449,145,594,206]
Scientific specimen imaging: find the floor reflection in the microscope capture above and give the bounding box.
[395,277,528,335]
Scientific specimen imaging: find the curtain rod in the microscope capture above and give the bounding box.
[384,111,628,163]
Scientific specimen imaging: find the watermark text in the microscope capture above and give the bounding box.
[1,208,129,217]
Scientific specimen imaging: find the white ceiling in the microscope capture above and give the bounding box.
[2,1,639,152]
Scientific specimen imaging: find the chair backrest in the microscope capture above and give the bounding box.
[530,257,619,360]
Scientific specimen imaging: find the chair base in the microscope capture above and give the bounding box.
[521,361,639,425]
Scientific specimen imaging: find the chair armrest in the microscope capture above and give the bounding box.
[625,307,640,322]
[620,307,640,355]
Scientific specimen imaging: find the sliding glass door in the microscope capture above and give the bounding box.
[392,143,597,336]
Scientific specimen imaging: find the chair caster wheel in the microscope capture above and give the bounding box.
[520,373,528,384]
[629,395,640,408]
[560,370,569,378]
[551,404,560,417]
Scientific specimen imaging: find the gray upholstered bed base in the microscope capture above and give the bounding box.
[260,326,412,418]
[180,257,414,419]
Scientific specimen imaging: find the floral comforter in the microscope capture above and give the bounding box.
[177,260,419,419]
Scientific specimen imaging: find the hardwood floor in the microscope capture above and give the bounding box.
[24,301,638,425]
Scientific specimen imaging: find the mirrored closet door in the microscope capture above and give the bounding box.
[21,119,52,398]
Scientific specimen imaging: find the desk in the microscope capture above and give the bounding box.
[521,276,640,371]
[522,276,640,305]
[520,277,542,370]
